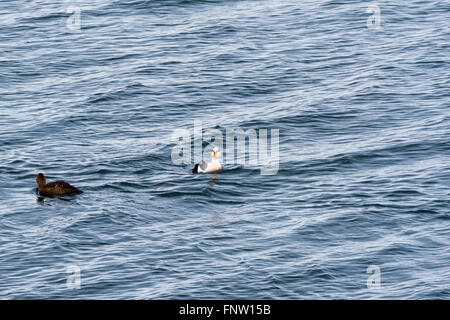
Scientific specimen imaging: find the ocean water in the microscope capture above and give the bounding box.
[0,0,449,299]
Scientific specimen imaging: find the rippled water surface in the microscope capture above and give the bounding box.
[0,0,449,299]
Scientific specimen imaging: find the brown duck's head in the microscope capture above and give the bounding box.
[36,173,46,187]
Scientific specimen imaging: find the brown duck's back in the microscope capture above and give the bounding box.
[39,181,82,196]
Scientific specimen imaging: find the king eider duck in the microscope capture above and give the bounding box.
[36,173,82,197]
[192,147,222,174]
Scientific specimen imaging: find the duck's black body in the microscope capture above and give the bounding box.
[36,173,82,197]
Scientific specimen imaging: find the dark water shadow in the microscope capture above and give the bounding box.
[34,188,81,205]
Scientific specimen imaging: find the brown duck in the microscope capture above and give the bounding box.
[36,173,82,197]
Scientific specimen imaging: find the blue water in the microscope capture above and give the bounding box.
[0,0,449,299]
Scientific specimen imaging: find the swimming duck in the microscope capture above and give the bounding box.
[192,147,222,174]
[36,173,82,197]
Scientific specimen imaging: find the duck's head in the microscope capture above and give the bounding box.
[212,147,219,160]
[36,173,46,187]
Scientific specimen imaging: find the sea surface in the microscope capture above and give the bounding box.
[0,0,449,299]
